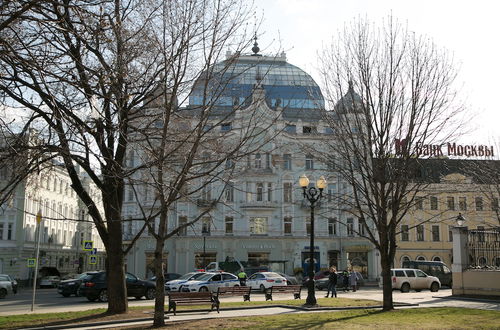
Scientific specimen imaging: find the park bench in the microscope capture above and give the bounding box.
[215,285,252,304]
[265,285,302,301]
[167,291,219,315]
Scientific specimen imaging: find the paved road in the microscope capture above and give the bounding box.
[1,286,499,317]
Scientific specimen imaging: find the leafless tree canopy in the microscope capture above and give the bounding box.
[0,0,256,316]
[317,16,466,310]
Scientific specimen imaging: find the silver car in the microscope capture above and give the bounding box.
[0,274,14,298]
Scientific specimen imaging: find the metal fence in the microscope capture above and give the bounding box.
[467,229,500,270]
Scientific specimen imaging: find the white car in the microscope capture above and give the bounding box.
[181,272,239,292]
[246,272,287,292]
[0,274,14,298]
[165,272,207,292]
[39,276,61,288]
[390,268,440,292]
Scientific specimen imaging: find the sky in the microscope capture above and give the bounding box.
[253,0,500,145]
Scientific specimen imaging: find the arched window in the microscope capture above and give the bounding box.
[432,256,442,262]
[495,257,500,268]
[478,257,487,267]
[400,255,411,267]
[416,255,426,261]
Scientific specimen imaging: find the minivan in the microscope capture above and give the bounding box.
[402,260,452,287]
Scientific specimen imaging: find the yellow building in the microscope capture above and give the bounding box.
[395,159,499,268]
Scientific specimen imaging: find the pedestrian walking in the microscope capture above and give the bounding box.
[325,266,337,298]
[342,270,349,292]
[237,269,247,286]
[349,269,358,292]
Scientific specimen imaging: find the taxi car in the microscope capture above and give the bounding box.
[181,272,239,292]
[246,272,287,292]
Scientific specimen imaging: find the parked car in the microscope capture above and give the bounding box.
[388,268,441,292]
[58,272,97,297]
[148,273,181,282]
[245,266,270,277]
[78,271,156,302]
[181,272,239,292]
[246,272,287,292]
[276,272,298,285]
[0,274,15,298]
[165,272,207,292]
[39,276,61,288]
[402,260,452,287]
[0,274,17,294]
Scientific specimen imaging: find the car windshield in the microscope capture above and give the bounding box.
[177,272,198,280]
[195,273,215,281]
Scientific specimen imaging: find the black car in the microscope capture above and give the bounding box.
[78,271,156,302]
[58,272,97,297]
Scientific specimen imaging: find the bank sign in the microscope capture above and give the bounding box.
[395,139,494,158]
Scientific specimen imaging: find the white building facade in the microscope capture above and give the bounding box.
[0,156,105,284]
[123,48,377,280]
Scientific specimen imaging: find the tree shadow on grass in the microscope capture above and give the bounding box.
[273,309,387,330]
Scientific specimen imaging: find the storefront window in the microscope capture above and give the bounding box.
[247,252,270,267]
[195,252,216,269]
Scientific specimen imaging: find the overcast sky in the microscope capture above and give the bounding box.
[254,0,499,145]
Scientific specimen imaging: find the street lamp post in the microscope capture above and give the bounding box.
[299,174,327,307]
[456,213,466,226]
[202,227,209,270]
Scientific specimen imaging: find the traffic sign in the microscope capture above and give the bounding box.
[83,240,94,251]
[89,256,97,265]
[27,258,36,267]
[90,248,97,255]
[36,212,42,224]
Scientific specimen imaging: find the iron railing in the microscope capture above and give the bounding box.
[466,229,500,270]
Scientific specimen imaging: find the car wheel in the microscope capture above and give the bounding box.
[260,284,266,293]
[98,289,108,302]
[178,285,183,292]
[0,288,6,299]
[62,293,70,297]
[415,289,421,292]
[145,288,155,300]
[430,282,439,292]
[400,283,410,293]
[199,286,208,292]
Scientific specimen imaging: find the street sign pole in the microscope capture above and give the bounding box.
[31,211,42,312]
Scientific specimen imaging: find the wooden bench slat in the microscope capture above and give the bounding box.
[167,292,219,315]
[215,285,251,302]
[265,285,302,301]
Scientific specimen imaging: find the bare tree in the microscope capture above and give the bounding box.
[0,0,256,315]
[118,1,269,325]
[317,17,466,310]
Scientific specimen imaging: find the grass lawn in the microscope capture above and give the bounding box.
[1,299,499,329]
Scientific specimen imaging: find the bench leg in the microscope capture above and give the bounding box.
[168,302,177,316]
[213,301,220,313]
[265,292,272,301]
[294,293,300,299]
[244,293,250,302]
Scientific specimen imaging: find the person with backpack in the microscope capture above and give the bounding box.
[325,266,338,298]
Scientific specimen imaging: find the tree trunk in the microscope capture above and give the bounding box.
[153,241,166,326]
[106,218,128,314]
[380,250,394,311]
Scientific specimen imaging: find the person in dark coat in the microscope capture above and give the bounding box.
[325,266,338,298]
[342,270,349,292]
